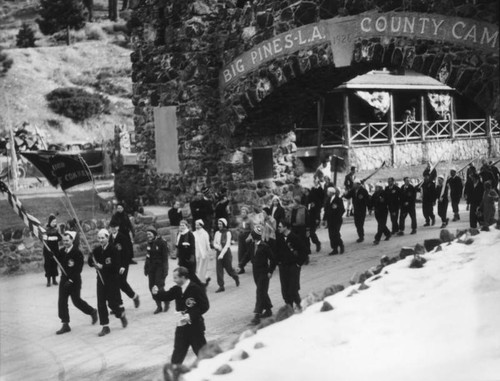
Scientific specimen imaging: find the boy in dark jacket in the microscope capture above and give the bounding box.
[144,226,170,314]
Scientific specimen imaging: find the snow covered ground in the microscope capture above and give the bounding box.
[186,228,500,381]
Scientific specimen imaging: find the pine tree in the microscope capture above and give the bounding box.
[16,23,37,48]
[37,0,87,45]
[0,47,13,77]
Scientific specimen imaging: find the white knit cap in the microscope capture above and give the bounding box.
[65,231,76,240]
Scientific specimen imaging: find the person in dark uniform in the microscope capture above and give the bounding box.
[236,206,253,274]
[489,161,500,192]
[168,201,183,259]
[323,187,345,255]
[423,162,437,183]
[112,202,137,264]
[109,219,140,309]
[419,173,436,226]
[469,174,484,228]
[344,180,369,242]
[479,160,495,188]
[447,168,463,221]
[152,266,209,365]
[464,165,477,211]
[371,183,391,244]
[56,231,97,335]
[214,218,239,293]
[385,177,401,234]
[176,220,204,288]
[398,177,417,235]
[276,220,307,310]
[435,175,450,228]
[144,226,170,314]
[270,196,286,227]
[89,229,128,337]
[189,188,214,233]
[290,195,310,263]
[43,214,62,287]
[344,166,356,216]
[214,188,230,229]
[248,225,276,325]
[308,176,324,253]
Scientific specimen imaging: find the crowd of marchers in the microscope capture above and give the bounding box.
[40,159,499,366]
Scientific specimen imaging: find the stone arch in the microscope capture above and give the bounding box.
[220,13,499,132]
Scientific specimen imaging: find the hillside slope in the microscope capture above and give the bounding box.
[0,40,133,143]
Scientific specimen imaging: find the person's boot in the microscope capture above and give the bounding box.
[205,277,211,288]
[133,294,140,308]
[339,243,345,254]
[163,302,170,312]
[423,220,430,227]
[452,213,459,222]
[431,217,436,226]
[250,314,261,325]
[237,267,245,275]
[384,233,391,241]
[91,309,98,325]
[373,240,380,245]
[52,277,58,285]
[46,278,51,287]
[356,237,364,243]
[98,326,110,337]
[154,302,162,314]
[215,286,225,293]
[56,323,71,335]
[120,314,128,328]
[234,276,240,287]
[261,309,273,318]
[410,229,417,234]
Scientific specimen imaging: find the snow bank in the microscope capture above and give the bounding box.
[185,229,500,381]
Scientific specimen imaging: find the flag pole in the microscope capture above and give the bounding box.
[62,189,105,285]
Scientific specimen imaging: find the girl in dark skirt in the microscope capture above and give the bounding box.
[43,214,62,287]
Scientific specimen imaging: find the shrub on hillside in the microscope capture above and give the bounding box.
[16,23,37,48]
[46,87,110,121]
[0,47,13,76]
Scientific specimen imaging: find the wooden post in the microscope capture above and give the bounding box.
[316,98,325,167]
[389,92,395,165]
[449,95,455,139]
[343,93,351,145]
[420,94,426,141]
[486,114,493,157]
[8,125,18,191]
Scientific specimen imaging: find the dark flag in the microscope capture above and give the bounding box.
[20,150,59,187]
[21,151,93,190]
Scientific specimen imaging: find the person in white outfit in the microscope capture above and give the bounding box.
[193,219,211,285]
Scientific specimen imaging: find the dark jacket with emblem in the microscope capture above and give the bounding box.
[60,245,85,284]
[371,189,389,216]
[323,195,345,224]
[155,281,209,328]
[385,184,401,211]
[276,232,308,267]
[177,231,196,270]
[345,187,370,215]
[145,237,169,277]
[249,240,276,274]
[400,184,417,208]
[89,243,121,280]
[110,231,132,266]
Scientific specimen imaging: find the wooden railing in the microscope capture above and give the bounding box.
[295,118,498,148]
[350,122,389,145]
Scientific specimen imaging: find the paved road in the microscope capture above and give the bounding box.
[0,207,471,381]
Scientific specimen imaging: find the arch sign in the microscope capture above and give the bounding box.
[220,11,498,90]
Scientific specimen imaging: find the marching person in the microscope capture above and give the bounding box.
[213,218,240,293]
[371,182,391,244]
[270,195,286,227]
[385,177,401,234]
[43,214,62,287]
[109,219,140,309]
[323,187,345,255]
[435,175,450,228]
[398,177,417,235]
[193,219,211,286]
[344,166,356,216]
[152,266,209,365]
[261,207,277,254]
[144,226,170,314]
[236,206,253,274]
[465,164,477,211]
[111,202,137,264]
[447,168,463,221]
[56,231,97,335]
[214,188,230,230]
[176,220,204,288]
[344,179,369,243]
[419,173,436,226]
[189,188,214,234]
[89,229,128,337]
[423,162,437,183]
[308,176,325,253]
[249,225,276,325]
[469,174,484,229]
[276,220,307,311]
[290,195,310,263]
[168,200,183,259]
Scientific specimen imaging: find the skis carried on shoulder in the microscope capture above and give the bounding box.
[456,157,480,174]
[360,161,386,184]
